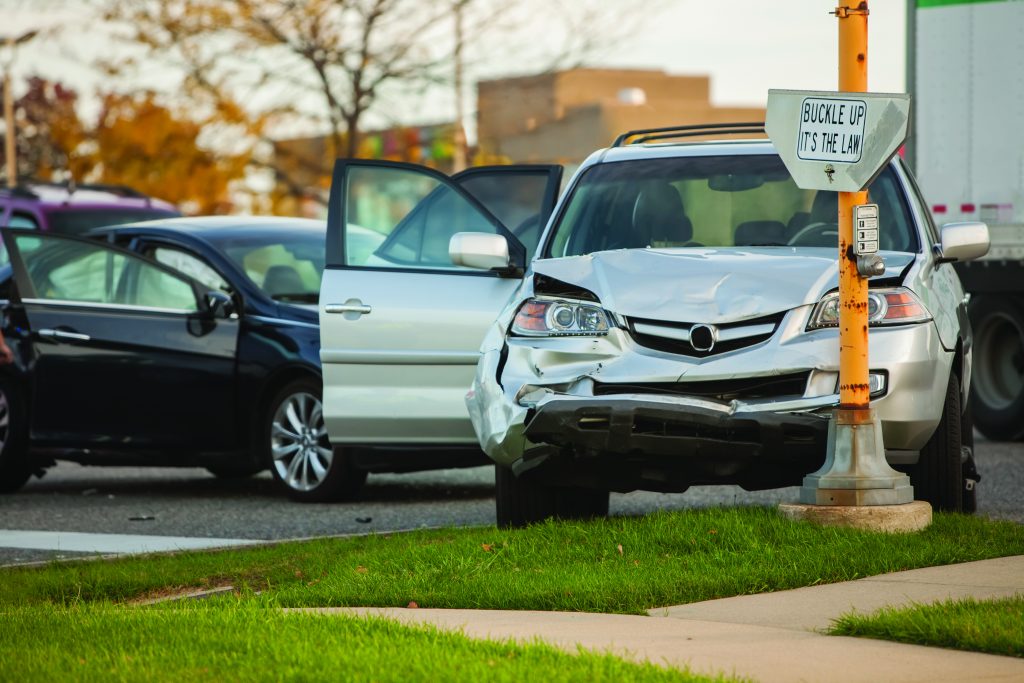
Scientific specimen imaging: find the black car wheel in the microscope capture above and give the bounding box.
[265,378,366,502]
[495,465,609,529]
[0,379,32,493]
[909,373,964,512]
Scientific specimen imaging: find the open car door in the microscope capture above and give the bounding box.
[319,161,562,446]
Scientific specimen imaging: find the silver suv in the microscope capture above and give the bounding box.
[317,129,988,527]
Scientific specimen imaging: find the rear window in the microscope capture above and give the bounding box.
[44,208,181,235]
[545,155,918,257]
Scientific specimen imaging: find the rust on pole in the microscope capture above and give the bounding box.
[837,2,870,410]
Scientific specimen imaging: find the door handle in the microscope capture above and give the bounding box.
[324,302,372,315]
[38,328,91,342]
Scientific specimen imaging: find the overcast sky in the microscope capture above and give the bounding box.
[4,1,908,125]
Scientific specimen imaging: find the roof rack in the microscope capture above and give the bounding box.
[611,122,766,147]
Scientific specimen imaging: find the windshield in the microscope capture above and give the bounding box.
[205,230,325,303]
[545,155,918,258]
[45,208,181,235]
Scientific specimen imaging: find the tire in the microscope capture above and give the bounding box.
[968,296,1024,440]
[909,373,964,512]
[495,465,609,529]
[206,463,264,479]
[0,378,32,494]
[264,378,366,503]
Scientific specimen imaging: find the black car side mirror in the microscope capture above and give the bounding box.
[204,290,235,319]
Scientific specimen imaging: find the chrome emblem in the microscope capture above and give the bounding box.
[689,324,717,353]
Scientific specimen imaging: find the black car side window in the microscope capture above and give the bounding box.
[150,246,230,293]
[11,233,198,311]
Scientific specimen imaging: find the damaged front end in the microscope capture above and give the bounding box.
[466,258,850,493]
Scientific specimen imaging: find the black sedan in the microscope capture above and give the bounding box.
[0,217,382,502]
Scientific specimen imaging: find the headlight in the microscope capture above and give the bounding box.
[511,298,611,337]
[807,287,932,330]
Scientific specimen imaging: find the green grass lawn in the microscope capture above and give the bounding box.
[831,595,1024,658]
[0,604,733,682]
[2,507,1022,614]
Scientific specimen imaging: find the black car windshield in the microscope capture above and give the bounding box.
[545,155,919,257]
[45,208,181,235]
[205,230,325,303]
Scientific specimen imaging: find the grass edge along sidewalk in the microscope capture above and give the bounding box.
[830,594,1024,658]
[0,604,742,683]
[2,507,1023,614]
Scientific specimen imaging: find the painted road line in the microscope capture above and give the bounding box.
[0,530,264,555]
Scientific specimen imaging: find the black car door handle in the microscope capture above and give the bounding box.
[38,328,91,343]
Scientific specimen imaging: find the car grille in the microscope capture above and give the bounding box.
[593,372,810,402]
[625,311,784,358]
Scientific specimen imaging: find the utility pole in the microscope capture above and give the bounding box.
[836,4,870,414]
[1,30,38,189]
[451,0,468,173]
[769,2,927,532]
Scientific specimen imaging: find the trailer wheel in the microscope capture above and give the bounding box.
[969,296,1024,441]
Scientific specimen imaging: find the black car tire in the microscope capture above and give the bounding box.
[206,463,265,479]
[0,378,32,493]
[968,295,1024,440]
[909,373,964,512]
[495,465,609,529]
[264,378,366,503]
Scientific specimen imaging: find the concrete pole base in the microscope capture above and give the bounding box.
[779,500,933,533]
[799,408,914,506]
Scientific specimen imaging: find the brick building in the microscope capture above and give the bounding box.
[476,68,766,165]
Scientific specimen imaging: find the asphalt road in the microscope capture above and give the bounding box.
[1,434,1020,566]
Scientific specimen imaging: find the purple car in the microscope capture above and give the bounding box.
[0,182,180,234]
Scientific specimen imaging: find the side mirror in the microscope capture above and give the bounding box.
[449,232,511,271]
[204,290,235,319]
[937,222,990,264]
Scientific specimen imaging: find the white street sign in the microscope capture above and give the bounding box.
[797,97,866,163]
[766,89,911,192]
[854,204,879,255]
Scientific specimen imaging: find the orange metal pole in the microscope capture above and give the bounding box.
[837,3,869,409]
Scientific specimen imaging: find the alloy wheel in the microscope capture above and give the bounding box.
[270,391,333,492]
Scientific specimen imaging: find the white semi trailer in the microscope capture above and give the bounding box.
[907,0,1024,439]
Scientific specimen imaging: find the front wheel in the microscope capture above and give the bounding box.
[909,373,964,512]
[264,378,366,503]
[495,465,609,529]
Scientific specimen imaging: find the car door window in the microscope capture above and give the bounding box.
[339,165,508,271]
[151,246,230,292]
[5,212,39,230]
[10,233,198,311]
[454,169,561,261]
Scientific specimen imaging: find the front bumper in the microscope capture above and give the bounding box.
[467,310,954,490]
[519,393,830,491]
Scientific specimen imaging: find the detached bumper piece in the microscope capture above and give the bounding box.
[521,397,830,492]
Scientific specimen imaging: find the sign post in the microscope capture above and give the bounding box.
[770,2,931,531]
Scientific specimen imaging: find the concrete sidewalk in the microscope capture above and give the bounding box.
[310,556,1024,682]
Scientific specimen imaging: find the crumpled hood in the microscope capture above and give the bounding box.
[531,247,914,324]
